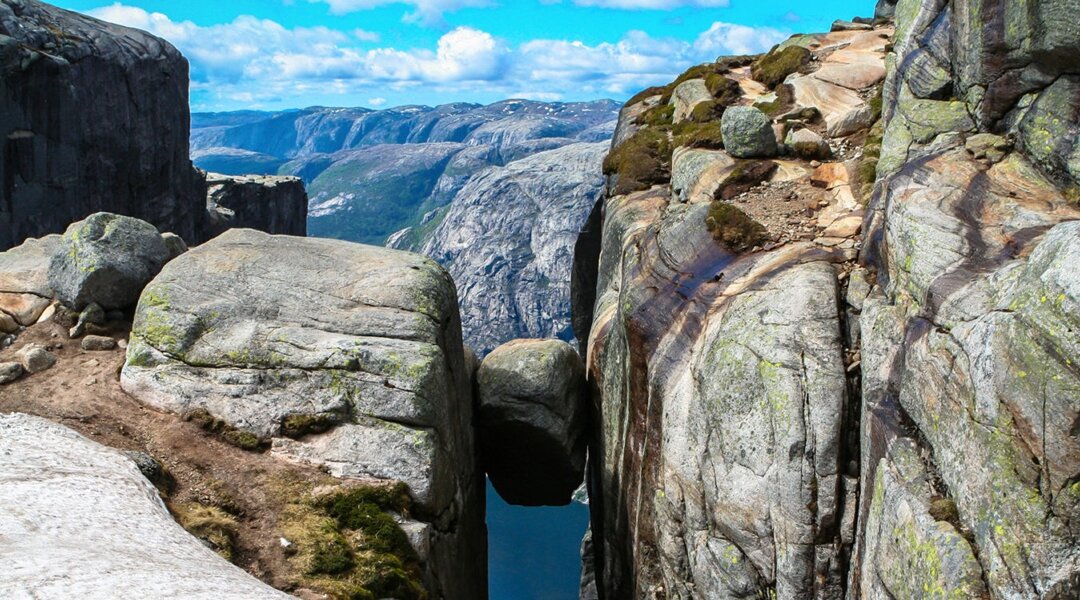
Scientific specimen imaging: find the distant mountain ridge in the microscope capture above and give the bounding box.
[191,99,620,353]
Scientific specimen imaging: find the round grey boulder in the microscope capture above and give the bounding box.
[721,106,778,158]
[48,213,170,310]
[477,339,588,506]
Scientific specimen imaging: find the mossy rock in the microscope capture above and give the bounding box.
[184,408,268,452]
[603,127,673,195]
[754,83,797,117]
[715,160,778,200]
[635,103,674,127]
[929,497,960,524]
[626,85,668,107]
[280,413,342,439]
[673,121,725,150]
[752,45,812,89]
[705,202,770,252]
[277,478,426,600]
[704,73,742,106]
[687,100,726,124]
[173,503,239,561]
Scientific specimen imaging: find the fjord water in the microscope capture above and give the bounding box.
[487,479,590,599]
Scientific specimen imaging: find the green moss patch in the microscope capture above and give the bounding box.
[704,74,742,106]
[855,118,885,203]
[673,121,725,150]
[635,103,675,127]
[751,46,812,89]
[705,202,770,252]
[754,83,797,117]
[275,478,426,600]
[281,413,341,439]
[603,127,673,196]
[185,408,268,452]
[174,503,239,561]
[715,160,778,200]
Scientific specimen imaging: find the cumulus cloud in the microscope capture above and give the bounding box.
[310,0,491,26]
[85,3,788,109]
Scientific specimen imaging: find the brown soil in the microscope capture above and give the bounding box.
[0,319,342,599]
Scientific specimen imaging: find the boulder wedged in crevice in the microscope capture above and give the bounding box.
[120,229,486,600]
[476,338,589,506]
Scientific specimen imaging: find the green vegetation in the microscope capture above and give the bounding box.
[704,74,742,106]
[672,121,725,150]
[603,127,673,196]
[281,413,341,439]
[635,103,674,127]
[705,202,769,252]
[928,497,960,525]
[173,503,239,561]
[754,83,796,117]
[751,46,811,89]
[275,477,426,600]
[185,408,268,452]
[626,85,668,107]
[715,160,778,200]
[856,118,885,203]
[688,100,725,123]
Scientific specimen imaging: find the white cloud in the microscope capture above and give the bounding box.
[310,0,490,26]
[84,4,788,109]
[368,97,388,106]
[694,21,787,56]
[353,28,381,42]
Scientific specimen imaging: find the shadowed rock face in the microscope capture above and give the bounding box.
[576,2,1080,597]
[477,339,588,506]
[120,229,485,600]
[0,1,308,251]
[0,0,205,249]
[204,173,308,241]
[0,413,293,600]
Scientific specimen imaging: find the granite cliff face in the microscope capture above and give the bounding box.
[573,1,1080,597]
[398,142,608,354]
[0,0,307,249]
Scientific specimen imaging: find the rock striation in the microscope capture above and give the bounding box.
[400,142,609,354]
[476,339,589,506]
[204,173,308,241]
[0,413,292,599]
[0,0,204,249]
[576,1,1080,598]
[0,0,308,251]
[120,229,485,599]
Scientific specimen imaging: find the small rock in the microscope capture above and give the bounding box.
[35,303,57,325]
[80,303,106,326]
[161,232,189,260]
[81,335,117,351]
[831,19,873,31]
[118,338,129,350]
[124,451,166,485]
[810,160,822,168]
[814,236,847,247]
[721,106,778,158]
[0,361,23,383]
[0,312,19,334]
[84,376,99,386]
[822,214,864,238]
[786,128,832,160]
[17,345,56,374]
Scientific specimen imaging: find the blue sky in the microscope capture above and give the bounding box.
[55,0,873,112]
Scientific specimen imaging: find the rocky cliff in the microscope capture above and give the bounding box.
[400,142,608,354]
[574,1,1079,598]
[0,0,307,250]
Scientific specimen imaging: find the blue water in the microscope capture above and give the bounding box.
[486,479,590,600]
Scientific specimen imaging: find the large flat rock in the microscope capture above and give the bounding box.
[0,413,291,600]
[120,228,484,600]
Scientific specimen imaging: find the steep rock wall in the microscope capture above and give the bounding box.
[0,0,204,248]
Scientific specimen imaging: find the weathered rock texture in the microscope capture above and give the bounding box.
[0,412,292,599]
[576,25,889,600]
[120,229,485,600]
[48,212,170,310]
[0,1,308,251]
[0,0,204,249]
[855,0,1080,596]
[0,232,58,325]
[403,142,608,354]
[205,173,308,241]
[577,2,1080,599]
[477,339,588,506]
